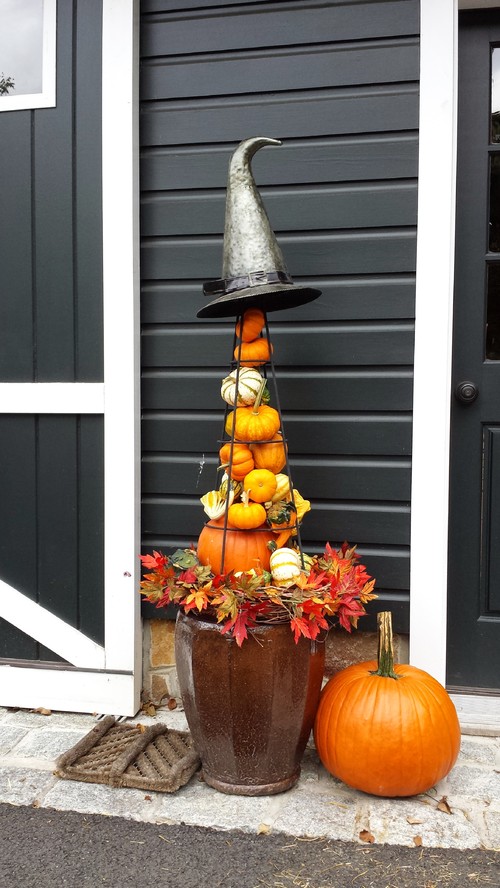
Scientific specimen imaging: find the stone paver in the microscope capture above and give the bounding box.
[0,725,29,755]
[0,708,497,850]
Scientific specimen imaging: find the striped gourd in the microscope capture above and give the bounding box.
[269,547,302,583]
[221,368,264,406]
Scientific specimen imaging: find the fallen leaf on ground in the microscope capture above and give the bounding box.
[407,816,423,825]
[436,796,453,815]
[413,835,423,846]
[33,707,51,716]
[142,702,156,717]
[359,829,375,843]
[257,823,271,835]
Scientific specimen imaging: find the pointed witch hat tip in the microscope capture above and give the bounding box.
[198,137,321,318]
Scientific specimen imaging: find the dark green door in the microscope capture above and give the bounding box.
[448,10,500,692]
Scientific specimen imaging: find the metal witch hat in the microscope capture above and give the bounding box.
[197,137,321,318]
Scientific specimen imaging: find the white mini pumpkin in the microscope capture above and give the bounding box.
[221,367,264,406]
[269,547,302,583]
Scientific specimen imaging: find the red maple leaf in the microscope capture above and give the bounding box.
[220,611,250,647]
[139,550,167,570]
[290,615,314,643]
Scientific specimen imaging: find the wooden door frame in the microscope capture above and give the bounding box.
[412,0,500,729]
[0,0,142,716]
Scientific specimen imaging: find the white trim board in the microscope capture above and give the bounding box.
[410,0,457,684]
[0,384,104,414]
[0,667,136,716]
[101,0,142,686]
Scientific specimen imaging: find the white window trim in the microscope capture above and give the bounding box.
[0,0,57,113]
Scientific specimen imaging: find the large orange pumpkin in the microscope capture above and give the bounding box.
[314,612,461,798]
[197,515,275,573]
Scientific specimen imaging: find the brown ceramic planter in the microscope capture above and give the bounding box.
[174,610,326,796]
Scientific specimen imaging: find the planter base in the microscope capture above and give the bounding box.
[203,768,300,796]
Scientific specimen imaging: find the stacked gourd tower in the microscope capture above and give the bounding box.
[195,136,321,580]
[197,307,307,582]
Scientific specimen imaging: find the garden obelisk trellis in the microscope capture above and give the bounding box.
[197,137,321,571]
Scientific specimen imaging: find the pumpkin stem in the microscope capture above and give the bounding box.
[251,378,268,414]
[372,611,399,680]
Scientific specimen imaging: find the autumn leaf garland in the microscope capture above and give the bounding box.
[140,542,377,646]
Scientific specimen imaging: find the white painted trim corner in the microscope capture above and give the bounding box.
[101,0,142,686]
[409,0,458,685]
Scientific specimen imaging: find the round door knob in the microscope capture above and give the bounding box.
[455,381,479,403]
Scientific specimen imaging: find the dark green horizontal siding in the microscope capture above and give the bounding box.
[141,86,418,148]
[142,40,419,100]
[140,1,419,55]
[142,455,411,501]
[141,136,419,192]
[0,415,104,661]
[142,324,415,367]
[0,0,103,383]
[142,369,414,410]
[142,183,418,235]
[142,277,416,323]
[139,0,419,632]
[142,231,416,279]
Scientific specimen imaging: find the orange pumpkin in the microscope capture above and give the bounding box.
[234,404,280,442]
[234,337,272,367]
[197,515,275,573]
[235,308,266,343]
[219,443,254,481]
[228,492,267,529]
[314,612,461,798]
[243,468,277,503]
[251,433,287,473]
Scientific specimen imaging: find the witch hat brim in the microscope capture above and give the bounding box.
[197,137,321,318]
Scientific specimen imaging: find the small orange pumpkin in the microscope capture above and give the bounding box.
[228,492,267,529]
[314,612,461,798]
[219,443,254,481]
[235,308,266,343]
[197,515,275,573]
[234,404,280,442]
[243,468,277,503]
[234,337,272,367]
[251,433,287,473]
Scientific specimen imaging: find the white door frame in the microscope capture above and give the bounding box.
[411,0,500,729]
[0,0,141,716]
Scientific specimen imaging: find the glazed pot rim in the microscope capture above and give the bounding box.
[176,608,329,642]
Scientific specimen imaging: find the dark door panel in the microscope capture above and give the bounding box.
[448,10,500,691]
